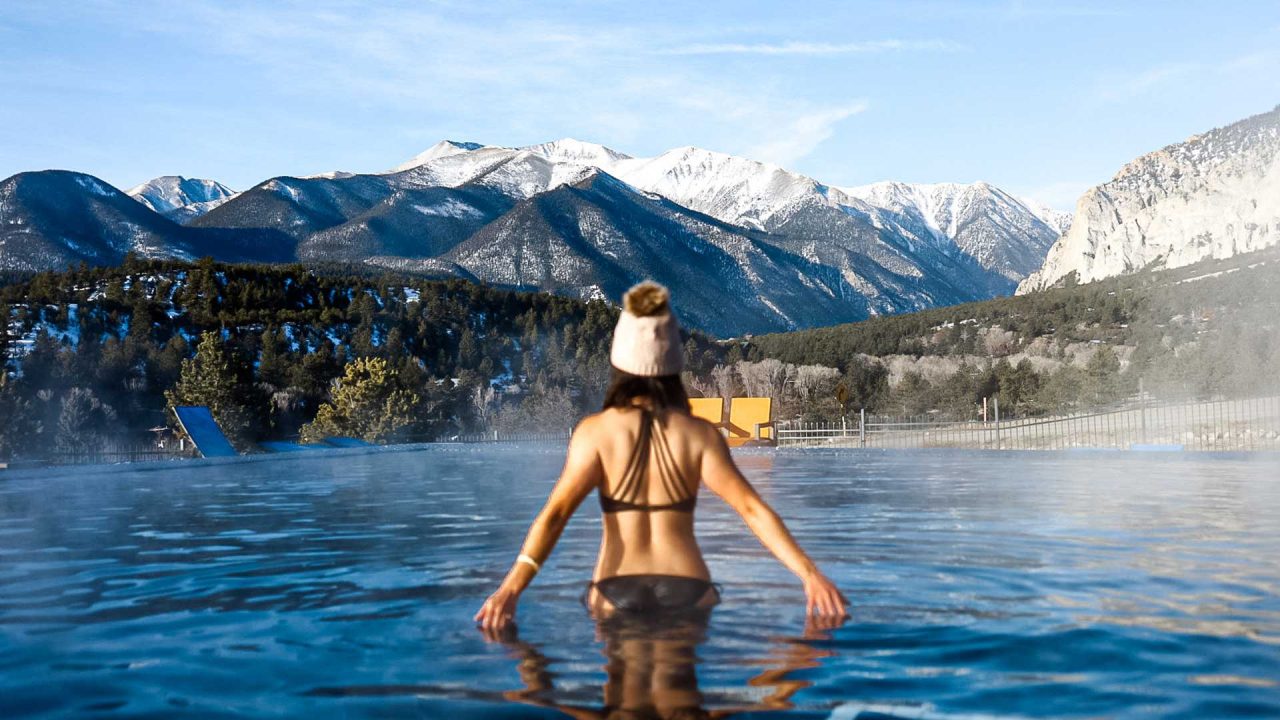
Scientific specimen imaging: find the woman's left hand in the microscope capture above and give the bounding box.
[475,587,521,632]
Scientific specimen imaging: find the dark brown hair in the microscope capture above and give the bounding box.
[601,368,690,412]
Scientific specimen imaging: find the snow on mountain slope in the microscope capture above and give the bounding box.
[388,139,1057,285]
[127,176,236,222]
[607,146,828,231]
[391,140,486,172]
[392,145,516,188]
[464,151,599,199]
[843,181,1062,282]
[521,138,632,166]
[297,184,515,262]
[437,170,869,335]
[0,171,291,271]
[392,140,837,232]
[392,146,603,201]
[192,174,398,240]
[1017,196,1072,236]
[1019,105,1280,293]
[3,171,186,270]
[4,135,1068,336]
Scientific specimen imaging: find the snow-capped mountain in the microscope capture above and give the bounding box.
[523,138,632,166]
[1,138,1065,336]
[390,140,486,172]
[126,175,236,223]
[372,170,871,334]
[1019,105,1280,293]
[393,140,1059,284]
[0,171,287,271]
[843,181,1064,283]
[608,146,833,230]
[193,174,398,239]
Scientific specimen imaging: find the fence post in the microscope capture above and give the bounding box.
[859,408,866,448]
[994,397,1001,450]
[1139,377,1148,445]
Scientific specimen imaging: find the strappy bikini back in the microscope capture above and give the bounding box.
[599,408,696,514]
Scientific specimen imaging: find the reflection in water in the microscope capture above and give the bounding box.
[4,448,1280,717]
[497,612,842,719]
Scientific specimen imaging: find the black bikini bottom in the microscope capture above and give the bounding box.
[584,574,721,615]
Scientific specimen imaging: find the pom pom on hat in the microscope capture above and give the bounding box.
[610,281,684,377]
[623,281,670,317]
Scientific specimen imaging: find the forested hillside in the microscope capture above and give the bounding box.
[739,246,1280,419]
[0,256,719,460]
[3,247,1277,461]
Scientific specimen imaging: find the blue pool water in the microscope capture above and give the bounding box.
[2,447,1279,718]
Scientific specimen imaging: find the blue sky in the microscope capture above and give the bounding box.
[2,1,1278,209]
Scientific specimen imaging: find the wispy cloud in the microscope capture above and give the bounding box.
[1093,48,1280,104]
[63,2,877,174]
[748,102,869,167]
[1222,49,1280,72]
[1095,63,1198,103]
[662,39,964,56]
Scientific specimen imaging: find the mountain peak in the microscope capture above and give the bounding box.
[520,138,631,166]
[392,140,486,172]
[127,175,235,216]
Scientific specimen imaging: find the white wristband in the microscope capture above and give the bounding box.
[516,554,541,573]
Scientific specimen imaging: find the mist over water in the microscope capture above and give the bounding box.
[2,446,1279,718]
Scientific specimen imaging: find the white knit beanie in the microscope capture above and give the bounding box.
[609,281,684,377]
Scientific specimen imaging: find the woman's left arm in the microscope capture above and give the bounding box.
[475,418,603,631]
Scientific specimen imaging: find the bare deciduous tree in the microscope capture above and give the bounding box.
[793,364,840,401]
[735,358,787,398]
[471,383,496,428]
[711,364,737,399]
[684,371,716,399]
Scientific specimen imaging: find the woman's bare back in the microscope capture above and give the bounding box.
[475,400,847,631]
[584,406,717,582]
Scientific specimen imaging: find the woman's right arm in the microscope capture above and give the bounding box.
[700,428,848,618]
[475,417,602,631]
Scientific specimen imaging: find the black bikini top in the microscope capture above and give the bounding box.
[599,408,697,514]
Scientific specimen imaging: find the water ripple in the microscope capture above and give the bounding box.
[1,448,1278,718]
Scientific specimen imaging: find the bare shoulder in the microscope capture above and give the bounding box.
[573,410,608,439]
[579,407,719,445]
[668,411,723,446]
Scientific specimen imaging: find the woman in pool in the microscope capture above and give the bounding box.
[475,281,847,630]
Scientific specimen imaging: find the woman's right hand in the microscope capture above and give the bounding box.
[802,573,849,619]
[475,586,521,633]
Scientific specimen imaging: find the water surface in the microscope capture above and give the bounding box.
[2,447,1279,718]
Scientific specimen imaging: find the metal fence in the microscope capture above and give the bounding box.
[445,430,572,444]
[776,395,1280,451]
[39,440,192,466]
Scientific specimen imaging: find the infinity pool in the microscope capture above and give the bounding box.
[2,447,1279,718]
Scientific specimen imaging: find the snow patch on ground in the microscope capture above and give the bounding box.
[412,199,484,219]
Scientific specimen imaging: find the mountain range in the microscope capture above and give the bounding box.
[1,139,1066,335]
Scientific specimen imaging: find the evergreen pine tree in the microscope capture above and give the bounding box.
[0,374,41,461]
[257,325,290,390]
[457,327,478,368]
[299,357,420,444]
[165,331,254,448]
